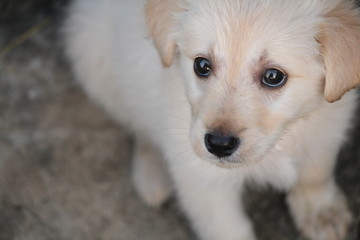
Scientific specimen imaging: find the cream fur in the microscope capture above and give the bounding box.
[63,0,360,239]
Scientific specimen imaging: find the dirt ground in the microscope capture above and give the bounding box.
[0,2,359,240]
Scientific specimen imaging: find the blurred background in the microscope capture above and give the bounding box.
[0,1,359,239]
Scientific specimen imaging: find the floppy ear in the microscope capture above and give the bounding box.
[145,0,183,67]
[318,2,360,103]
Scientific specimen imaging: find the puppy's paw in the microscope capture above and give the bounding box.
[287,185,352,240]
[131,140,173,207]
[300,201,352,240]
[132,162,172,207]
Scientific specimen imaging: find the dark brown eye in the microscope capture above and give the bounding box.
[194,57,212,78]
[262,68,287,88]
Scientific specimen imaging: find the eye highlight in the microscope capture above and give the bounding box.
[194,57,212,78]
[261,68,287,88]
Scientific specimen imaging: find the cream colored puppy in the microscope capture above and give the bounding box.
[64,0,360,239]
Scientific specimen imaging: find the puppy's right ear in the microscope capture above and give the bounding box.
[145,0,183,67]
[318,2,360,103]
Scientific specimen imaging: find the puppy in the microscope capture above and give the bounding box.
[63,0,360,239]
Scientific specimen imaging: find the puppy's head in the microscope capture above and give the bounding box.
[146,0,360,167]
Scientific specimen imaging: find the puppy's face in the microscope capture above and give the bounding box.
[146,0,360,168]
[176,1,325,167]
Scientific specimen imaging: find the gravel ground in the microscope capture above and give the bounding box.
[0,2,359,240]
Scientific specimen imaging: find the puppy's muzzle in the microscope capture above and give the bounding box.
[205,131,240,158]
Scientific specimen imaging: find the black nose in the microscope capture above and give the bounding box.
[205,132,240,158]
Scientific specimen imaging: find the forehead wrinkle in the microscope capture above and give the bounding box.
[215,28,258,90]
[226,32,244,84]
[212,7,268,86]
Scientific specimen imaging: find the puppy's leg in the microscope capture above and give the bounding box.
[131,137,173,207]
[171,166,256,240]
[287,153,352,240]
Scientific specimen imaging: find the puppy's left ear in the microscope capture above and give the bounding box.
[145,0,184,67]
[318,2,360,103]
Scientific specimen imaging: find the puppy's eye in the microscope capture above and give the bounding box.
[194,57,212,78]
[261,68,287,88]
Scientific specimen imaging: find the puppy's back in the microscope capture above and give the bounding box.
[63,0,174,135]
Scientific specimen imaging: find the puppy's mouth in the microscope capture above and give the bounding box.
[207,157,248,169]
[203,151,265,169]
[189,117,282,168]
